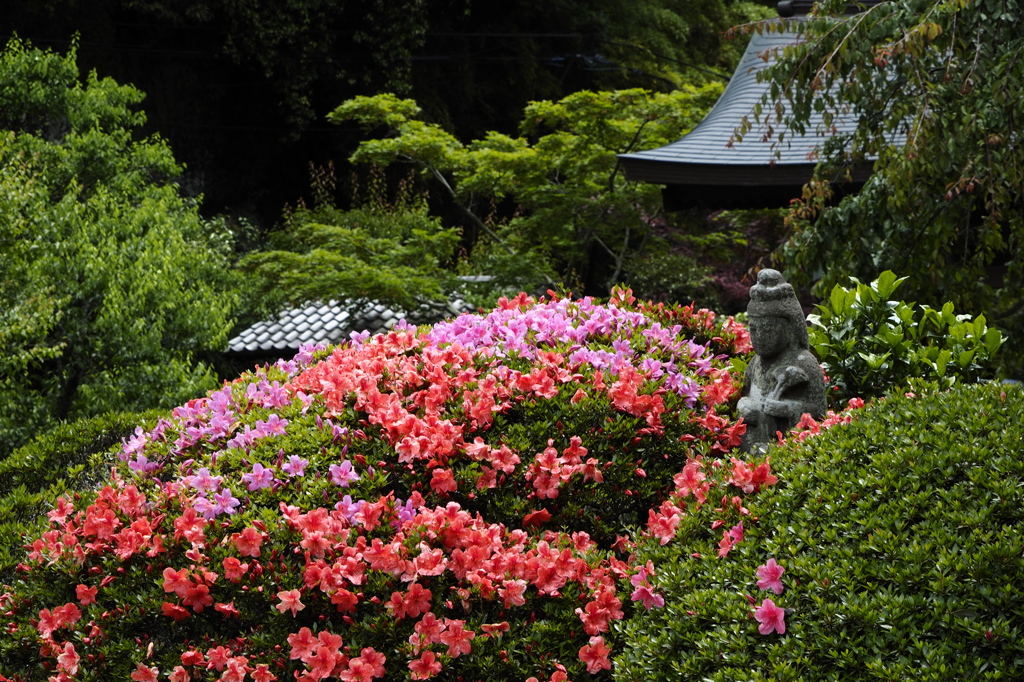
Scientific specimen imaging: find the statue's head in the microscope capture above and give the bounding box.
[746,269,809,356]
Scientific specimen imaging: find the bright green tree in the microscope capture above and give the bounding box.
[0,38,237,454]
[754,0,1024,371]
[328,87,723,299]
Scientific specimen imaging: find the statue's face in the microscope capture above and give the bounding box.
[748,315,789,358]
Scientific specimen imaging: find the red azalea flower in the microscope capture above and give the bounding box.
[75,584,97,606]
[231,527,263,557]
[522,508,552,528]
[168,665,191,682]
[182,584,213,612]
[222,557,249,582]
[438,619,475,658]
[162,567,191,597]
[251,664,278,682]
[287,627,318,662]
[130,664,159,682]
[161,602,190,622]
[409,651,442,679]
[578,635,612,673]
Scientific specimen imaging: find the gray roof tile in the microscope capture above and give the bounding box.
[226,297,475,356]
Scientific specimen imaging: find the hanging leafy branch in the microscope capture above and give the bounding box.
[753,0,1024,372]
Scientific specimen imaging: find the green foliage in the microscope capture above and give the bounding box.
[0,410,160,583]
[238,167,461,315]
[616,382,1024,681]
[808,271,1004,407]
[621,251,718,308]
[757,0,1024,374]
[329,87,723,297]
[0,38,237,454]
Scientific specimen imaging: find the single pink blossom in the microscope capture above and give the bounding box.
[276,589,305,616]
[754,598,786,635]
[630,585,665,610]
[282,455,308,477]
[242,463,275,491]
[756,558,785,594]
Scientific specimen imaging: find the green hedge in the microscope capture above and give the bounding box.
[616,382,1024,681]
[0,410,159,582]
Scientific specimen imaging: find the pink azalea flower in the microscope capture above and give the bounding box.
[276,589,305,617]
[754,598,786,635]
[329,460,360,487]
[282,455,309,477]
[56,643,80,675]
[242,463,275,491]
[630,584,665,610]
[756,558,785,594]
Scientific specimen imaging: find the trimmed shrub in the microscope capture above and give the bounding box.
[615,382,1024,681]
[808,271,1004,408]
[0,410,160,583]
[0,291,767,682]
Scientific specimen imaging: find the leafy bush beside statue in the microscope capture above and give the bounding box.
[807,271,1004,408]
[615,382,1024,681]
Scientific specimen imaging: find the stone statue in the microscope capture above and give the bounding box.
[737,269,826,452]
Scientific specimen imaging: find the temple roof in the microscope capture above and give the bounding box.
[618,16,873,209]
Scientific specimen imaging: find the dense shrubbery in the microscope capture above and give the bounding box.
[0,291,772,682]
[0,411,161,584]
[3,289,1015,682]
[615,382,1024,681]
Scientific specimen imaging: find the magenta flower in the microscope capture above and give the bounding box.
[630,585,665,610]
[213,488,240,516]
[121,427,148,458]
[756,558,786,594]
[255,414,289,437]
[282,455,308,478]
[186,467,222,493]
[193,496,217,520]
[128,454,159,475]
[329,460,360,487]
[754,598,786,635]
[335,495,364,522]
[242,463,275,491]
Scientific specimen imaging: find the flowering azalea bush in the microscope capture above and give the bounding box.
[615,382,1024,681]
[0,289,798,682]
